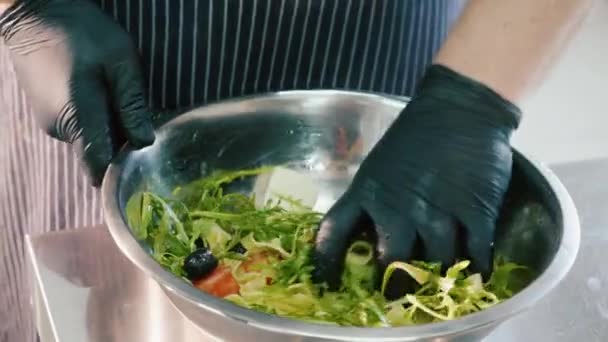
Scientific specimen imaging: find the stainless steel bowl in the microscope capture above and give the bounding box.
[102,90,580,342]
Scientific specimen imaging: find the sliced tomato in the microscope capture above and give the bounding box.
[193,252,277,297]
[193,265,240,298]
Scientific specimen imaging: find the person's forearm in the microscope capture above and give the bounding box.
[435,0,593,103]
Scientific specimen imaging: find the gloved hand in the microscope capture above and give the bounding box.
[313,65,521,296]
[0,0,154,185]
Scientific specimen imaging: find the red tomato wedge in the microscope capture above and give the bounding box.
[193,252,277,298]
[193,265,239,298]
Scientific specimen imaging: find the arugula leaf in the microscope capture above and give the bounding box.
[486,257,532,299]
[125,191,146,240]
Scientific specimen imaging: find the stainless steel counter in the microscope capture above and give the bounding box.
[27,159,608,342]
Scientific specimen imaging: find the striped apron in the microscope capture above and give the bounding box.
[0,1,460,340]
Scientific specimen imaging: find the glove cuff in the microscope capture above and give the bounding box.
[415,64,522,132]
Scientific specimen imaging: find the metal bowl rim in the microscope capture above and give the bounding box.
[102,90,580,341]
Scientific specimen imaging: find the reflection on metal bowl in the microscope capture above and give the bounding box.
[102,90,580,342]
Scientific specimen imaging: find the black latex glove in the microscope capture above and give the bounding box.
[0,0,154,185]
[313,65,521,295]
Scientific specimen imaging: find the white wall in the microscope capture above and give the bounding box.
[513,0,608,164]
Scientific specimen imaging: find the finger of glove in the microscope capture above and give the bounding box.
[461,214,495,276]
[104,45,154,148]
[312,194,367,289]
[373,211,417,300]
[414,201,459,268]
[70,76,116,187]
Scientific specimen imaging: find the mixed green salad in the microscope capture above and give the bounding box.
[126,168,528,327]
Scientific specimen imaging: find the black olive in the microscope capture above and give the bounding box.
[183,248,218,280]
[230,243,247,254]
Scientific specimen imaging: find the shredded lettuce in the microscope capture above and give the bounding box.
[380,260,503,324]
[125,168,530,327]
